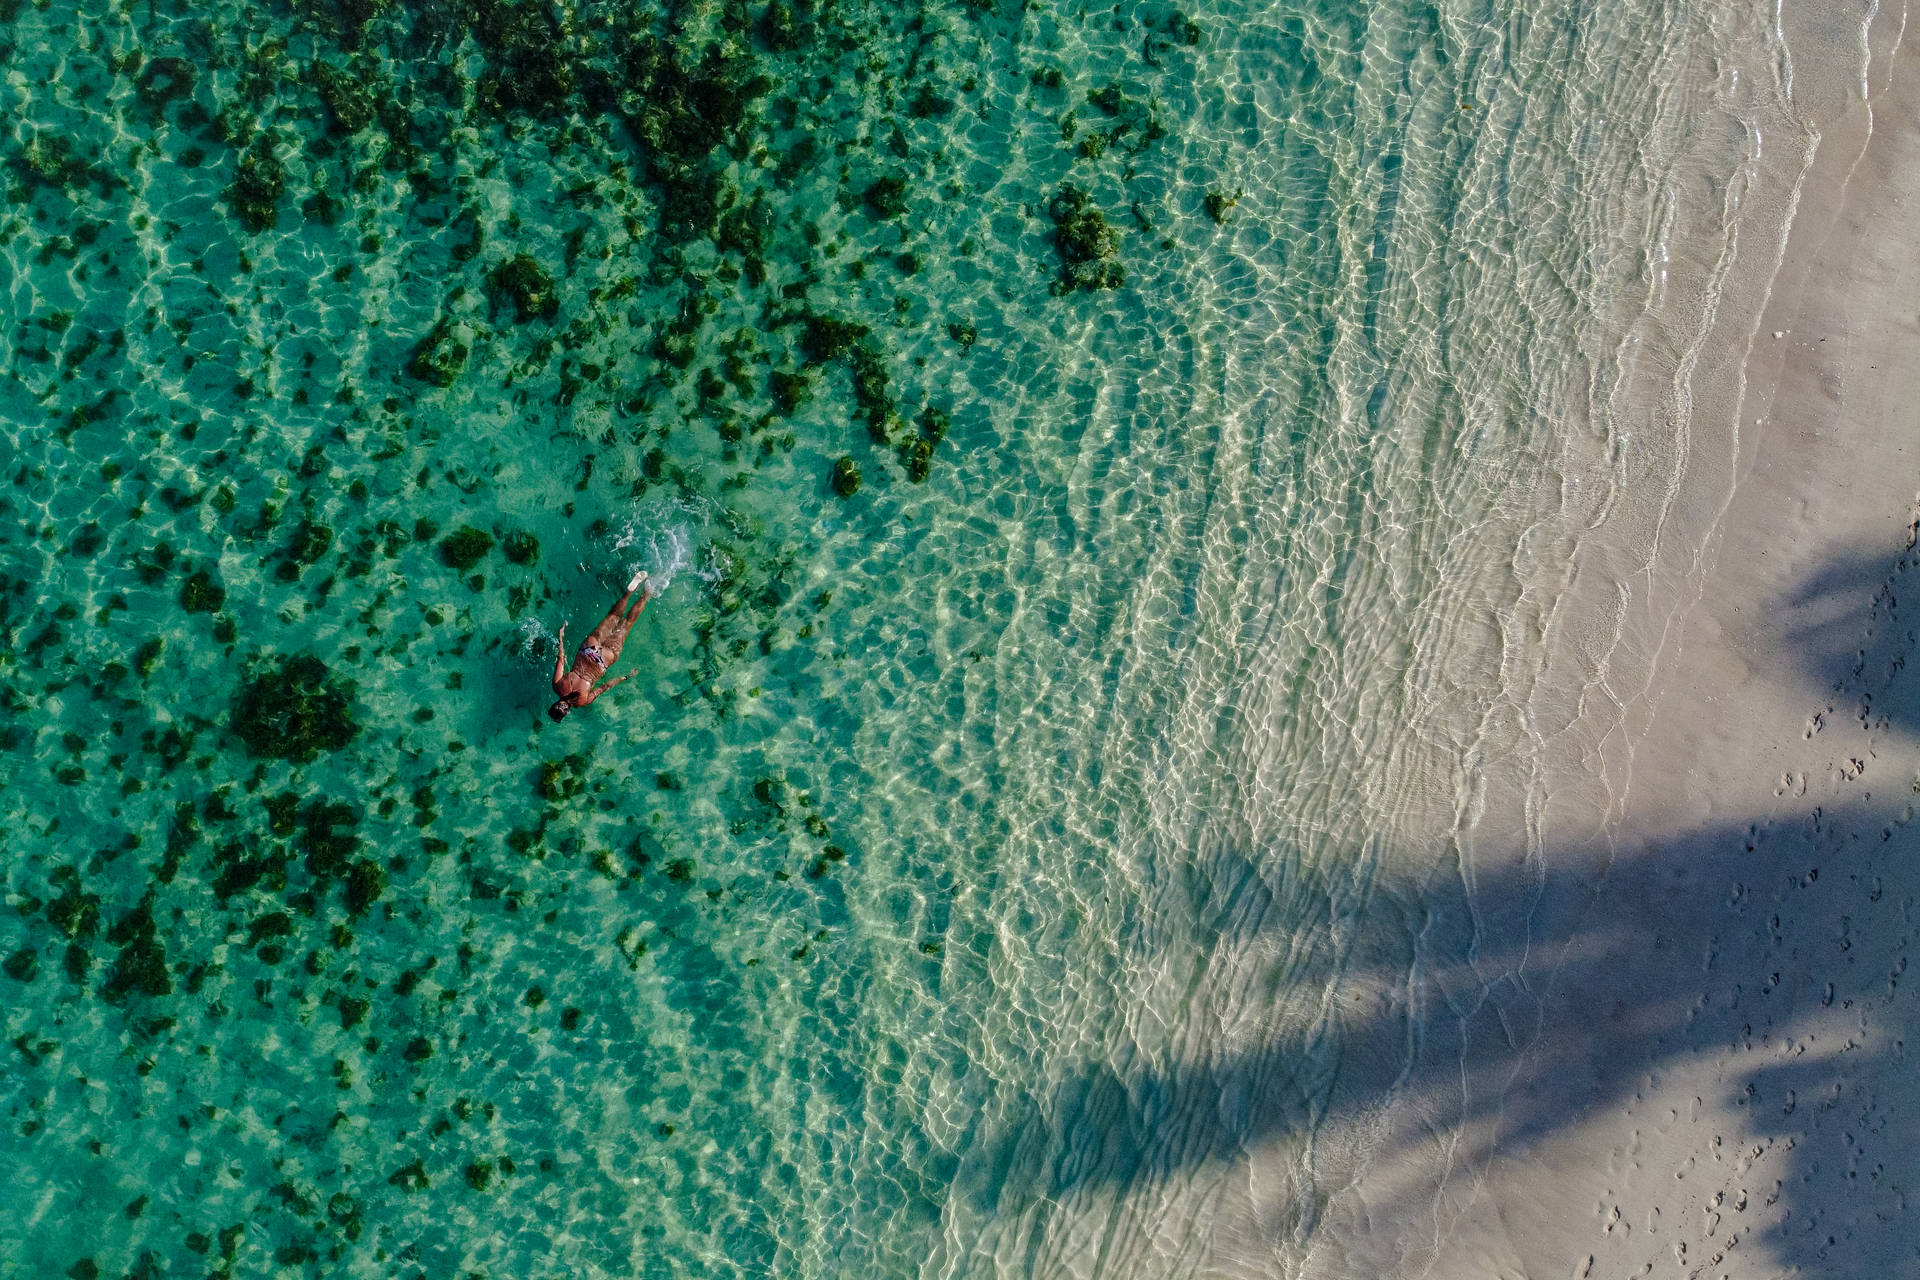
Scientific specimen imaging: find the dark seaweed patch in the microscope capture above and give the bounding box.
[102,894,171,1002]
[439,526,494,570]
[1048,185,1125,293]
[226,137,286,234]
[490,253,558,322]
[232,655,359,762]
[180,568,226,613]
[502,529,540,564]
[830,456,861,497]
[311,59,374,135]
[407,317,470,387]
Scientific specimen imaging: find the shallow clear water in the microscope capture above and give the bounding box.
[0,0,1844,1275]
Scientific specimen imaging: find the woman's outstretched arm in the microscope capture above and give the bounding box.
[580,671,636,705]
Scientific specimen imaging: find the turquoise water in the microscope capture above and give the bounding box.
[0,0,1842,1276]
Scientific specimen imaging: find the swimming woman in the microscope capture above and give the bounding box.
[549,570,651,721]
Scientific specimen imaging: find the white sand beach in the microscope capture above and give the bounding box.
[1290,10,1920,1277]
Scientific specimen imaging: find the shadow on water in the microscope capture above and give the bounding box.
[958,537,1920,1277]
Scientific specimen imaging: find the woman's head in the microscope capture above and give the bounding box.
[548,696,576,722]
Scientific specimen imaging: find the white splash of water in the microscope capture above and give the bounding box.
[608,494,706,597]
[514,616,557,665]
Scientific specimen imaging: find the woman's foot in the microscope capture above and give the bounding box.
[626,568,649,594]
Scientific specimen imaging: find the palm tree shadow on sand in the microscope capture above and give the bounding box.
[939,536,1920,1279]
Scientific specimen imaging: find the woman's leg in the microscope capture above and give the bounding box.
[597,589,636,633]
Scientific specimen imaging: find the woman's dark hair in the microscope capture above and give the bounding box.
[548,699,573,722]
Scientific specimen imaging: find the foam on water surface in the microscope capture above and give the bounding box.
[0,0,1869,1276]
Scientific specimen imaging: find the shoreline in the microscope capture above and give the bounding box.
[1436,9,1920,1275]
[1254,10,1920,1279]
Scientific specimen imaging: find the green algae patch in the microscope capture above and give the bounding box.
[770,368,812,415]
[134,637,164,679]
[1049,185,1124,293]
[298,798,362,880]
[1205,189,1241,223]
[502,529,540,565]
[864,174,910,219]
[387,1159,430,1191]
[344,859,388,916]
[407,317,472,387]
[439,526,494,570]
[232,654,360,762]
[898,436,933,483]
[905,405,951,478]
[179,568,226,613]
[227,137,286,234]
[311,59,375,136]
[102,895,171,1003]
[849,342,896,438]
[288,519,335,566]
[830,456,861,497]
[133,56,195,118]
[47,868,101,942]
[15,132,108,196]
[490,254,558,322]
[799,313,870,365]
